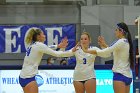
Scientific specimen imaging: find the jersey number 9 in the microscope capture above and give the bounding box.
[26,47,32,56]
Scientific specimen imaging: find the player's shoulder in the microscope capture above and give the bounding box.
[112,38,127,44]
[34,42,46,47]
[35,42,44,45]
[118,38,128,44]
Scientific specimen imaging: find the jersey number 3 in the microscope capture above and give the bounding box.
[83,58,87,64]
[26,47,32,56]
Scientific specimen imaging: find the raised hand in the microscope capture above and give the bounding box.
[58,37,68,48]
[98,36,108,48]
[81,43,87,52]
[72,42,80,52]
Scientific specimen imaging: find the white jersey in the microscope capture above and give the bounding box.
[97,38,132,78]
[73,47,99,81]
[20,42,64,78]
[56,46,108,81]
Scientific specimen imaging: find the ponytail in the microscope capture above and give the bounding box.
[25,28,42,45]
[127,31,134,69]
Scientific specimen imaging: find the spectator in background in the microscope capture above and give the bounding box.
[60,58,67,65]
[67,40,78,66]
[67,56,76,66]
[47,57,54,65]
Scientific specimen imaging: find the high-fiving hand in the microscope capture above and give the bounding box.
[58,37,68,48]
[72,42,80,52]
[98,36,108,48]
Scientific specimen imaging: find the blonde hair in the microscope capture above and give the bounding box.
[81,32,91,42]
[25,28,42,44]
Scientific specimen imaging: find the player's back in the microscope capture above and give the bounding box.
[20,42,44,78]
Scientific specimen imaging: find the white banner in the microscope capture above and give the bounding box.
[0,70,133,93]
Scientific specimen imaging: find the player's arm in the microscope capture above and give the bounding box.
[46,48,74,57]
[39,43,74,57]
[97,39,124,57]
[82,40,123,57]
[98,36,108,49]
[93,47,111,57]
[83,49,97,55]
[81,44,97,55]
[48,37,68,50]
[48,45,58,50]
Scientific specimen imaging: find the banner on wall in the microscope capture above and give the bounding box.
[0,24,76,53]
[0,70,133,93]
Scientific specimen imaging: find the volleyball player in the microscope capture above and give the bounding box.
[82,22,134,93]
[19,28,68,93]
[58,32,109,93]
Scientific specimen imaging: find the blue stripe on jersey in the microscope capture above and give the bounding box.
[30,41,36,45]
[123,39,128,43]
[109,40,118,47]
[49,45,55,48]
